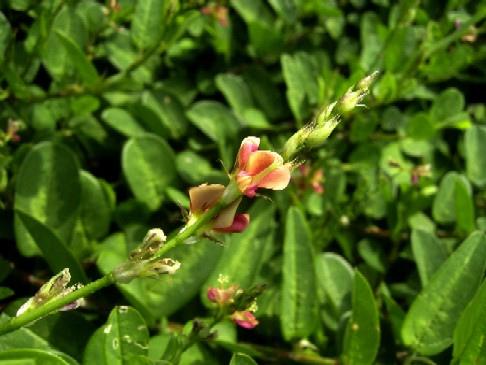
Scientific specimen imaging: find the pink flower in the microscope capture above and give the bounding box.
[207,285,239,305]
[235,137,292,198]
[189,184,249,233]
[231,310,259,329]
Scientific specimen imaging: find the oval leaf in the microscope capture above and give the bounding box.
[402,231,486,355]
[15,142,81,256]
[84,306,149,365]
[122,134,176,211]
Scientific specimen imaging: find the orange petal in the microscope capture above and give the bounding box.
[258,164,291,190]
[189,184,225,213]
[237,136,260,168]
[212,198,242,229]
[245,151,280,175]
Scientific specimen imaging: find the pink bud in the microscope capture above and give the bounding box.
[231,311,259,329]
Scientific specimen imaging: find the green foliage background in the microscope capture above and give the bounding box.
[0,0,486,364]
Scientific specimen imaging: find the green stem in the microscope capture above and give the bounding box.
[0,182,242,336]
[0,273,115,336]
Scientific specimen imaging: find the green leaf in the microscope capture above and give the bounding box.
[464,125,486,187]
[432,172,471,225]
[0,12,11,64]
[83,306,149,365]
[14,142,81,256]
[281,207,317,341]
[202,201,275,306]
[342,271,380,365]
[175,151,224,185]
[268,0,298,23]
[411,229,448,287]
[97,234,223,321]
[55,31,99,85]
[139,91,189,139]
[101,108,146,137]
[316,253,353,330]
[430,88,465,127]
[359,12,388,70]
[281,52,323,120]
[0,349,70,365]
[15,211,87,283]
[401,231,486,355]
[186,101,240,143]
[0,315,51,351]
[452,279,486,365]
[216,73,254,116]
[455,177,475,235]
[229,352,258,365]
[121,134,176,211]
[79,171,113,240]
[131,0,169,50]
[42,5,87,79]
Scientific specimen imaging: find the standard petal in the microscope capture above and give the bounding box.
[212,198,242,229]
[258,164,291,190]
[245,151,280,175]
[189,184,225,213]
[237,136,260,168]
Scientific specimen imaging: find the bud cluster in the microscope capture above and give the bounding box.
[206,275,265,330]
[282,71,379,161]
[113,228,181,284]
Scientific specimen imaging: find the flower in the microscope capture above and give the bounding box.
[189,183,249,233]
[207,284,239,305]
[235,137,291,198]
[231,310,259,329]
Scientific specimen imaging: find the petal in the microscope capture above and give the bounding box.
[237,136,260,168]
[189,184,225,213]
[258,164,291,190]
[231,311,259,329]
[215,213,250,233]
[212,198,242,229]
[245,151,281,175]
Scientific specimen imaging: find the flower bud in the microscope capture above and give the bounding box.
[231,310,259,329]
[129,228,167,261]
[305,116,340,147]
[16,268,84,316]
[357,71,379,91]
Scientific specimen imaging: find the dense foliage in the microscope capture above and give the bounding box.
[0,0,486,364]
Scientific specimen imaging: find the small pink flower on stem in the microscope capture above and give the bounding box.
[207,284,239,305]
[231,310,259,329]
[235,137,292,198]
[189,184,249,233]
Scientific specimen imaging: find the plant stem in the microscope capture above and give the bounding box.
[0,182,242,336]
[0,273,115,336]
